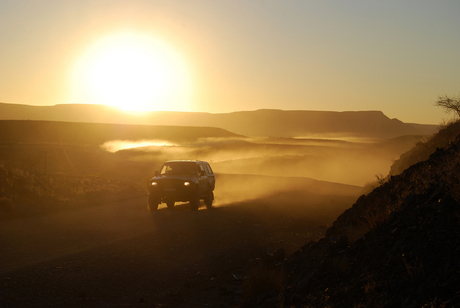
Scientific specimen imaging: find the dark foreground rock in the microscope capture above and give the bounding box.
[279,189,460,308]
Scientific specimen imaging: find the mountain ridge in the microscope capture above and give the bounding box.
[0,102,438,138]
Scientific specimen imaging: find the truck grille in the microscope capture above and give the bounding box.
[161,179,180,189]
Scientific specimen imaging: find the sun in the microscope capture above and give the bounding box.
[70,32,192,112]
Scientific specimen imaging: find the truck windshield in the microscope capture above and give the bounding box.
[160,162,197,176]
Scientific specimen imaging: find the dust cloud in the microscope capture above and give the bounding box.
[94,135,420,216]
[109,136,418,187]
[93,134,422,216]
[211,173,362,227]
[101,140,177,152]
[213,173,360,205]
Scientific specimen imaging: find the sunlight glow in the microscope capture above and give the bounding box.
[101,140,177,152]
[71,32,192,111]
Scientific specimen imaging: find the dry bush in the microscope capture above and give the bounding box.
[361,174,390,195]
[435,94,460,118]
[361,181,379,195]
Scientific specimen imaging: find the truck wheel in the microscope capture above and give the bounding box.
[204,191,214,209]
[148,195,159,211]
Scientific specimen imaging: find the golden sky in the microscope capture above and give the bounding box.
[0,1,459,124]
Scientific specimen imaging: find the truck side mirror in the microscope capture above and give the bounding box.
[155,171,159,176]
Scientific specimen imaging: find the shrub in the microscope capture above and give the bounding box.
[361,174,390,195]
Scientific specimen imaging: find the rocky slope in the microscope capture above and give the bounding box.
[390,120,460,176]
[238,122,460,307]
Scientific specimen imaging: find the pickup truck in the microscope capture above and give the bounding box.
[147,160,215,211]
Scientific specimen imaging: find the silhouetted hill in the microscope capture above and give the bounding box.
[0,102,438,139]
[0,120,241,145]
[239,122,460,307]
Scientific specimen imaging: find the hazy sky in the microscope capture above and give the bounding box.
[1,0,459,124]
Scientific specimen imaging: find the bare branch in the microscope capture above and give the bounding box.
[434,95,460,118]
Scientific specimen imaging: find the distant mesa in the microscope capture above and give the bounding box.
[0,120,239,145]
[0,102,438,139]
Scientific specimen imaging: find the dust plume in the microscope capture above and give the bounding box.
[94,135,421,215]
[101,139,177,152]
[109,135,418,187]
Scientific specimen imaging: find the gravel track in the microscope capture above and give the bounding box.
[0,194,352,307]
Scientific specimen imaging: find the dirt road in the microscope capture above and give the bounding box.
[0,192,356,307]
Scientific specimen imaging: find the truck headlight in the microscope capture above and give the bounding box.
[151,182,158,186]
[183,181,190,186]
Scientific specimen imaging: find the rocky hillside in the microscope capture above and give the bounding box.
[390,120,460,176]
[239,122,460,307]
